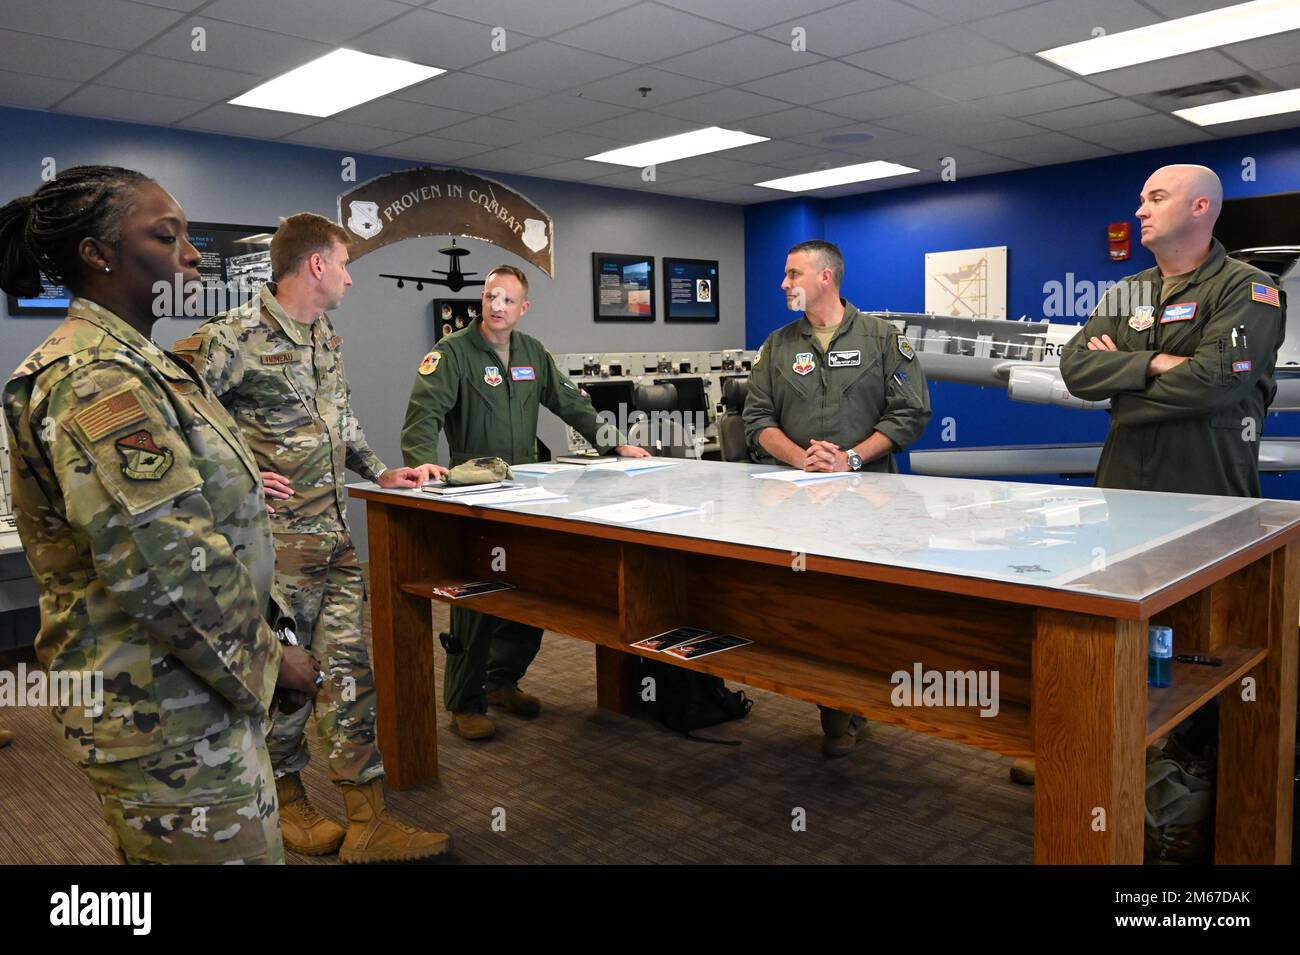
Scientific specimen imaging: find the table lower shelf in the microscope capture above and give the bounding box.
[1145,644,1267,743]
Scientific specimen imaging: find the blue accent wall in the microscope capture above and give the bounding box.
[744,127,1300,494]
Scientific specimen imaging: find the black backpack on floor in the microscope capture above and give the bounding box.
[640,659,752,745]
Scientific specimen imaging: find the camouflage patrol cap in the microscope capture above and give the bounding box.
[445,456,513,485]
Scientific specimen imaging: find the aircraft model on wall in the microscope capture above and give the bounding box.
[379,237,486,293]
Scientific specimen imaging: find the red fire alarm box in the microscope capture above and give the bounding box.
[1108,221,1130,262]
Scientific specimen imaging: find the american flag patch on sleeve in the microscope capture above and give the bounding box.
[1251,283,1280,307]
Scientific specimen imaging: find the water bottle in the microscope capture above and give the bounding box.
[1148,625,1173,688]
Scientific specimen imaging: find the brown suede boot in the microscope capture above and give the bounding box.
[1010,757,1036,786]
[338,779,452,864]
[452,710,496,740]
[487,686,541,717]
[275,772,345,856]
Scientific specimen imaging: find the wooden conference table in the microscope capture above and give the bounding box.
[350,459,1299,864]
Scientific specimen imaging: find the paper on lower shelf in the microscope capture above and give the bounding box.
[570,498,702,524]
[448,486,567,507]
[750,470,858,484]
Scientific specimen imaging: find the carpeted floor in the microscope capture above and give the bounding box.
[0,595,1034,865]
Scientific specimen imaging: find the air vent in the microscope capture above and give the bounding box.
[1150,74,1269,108]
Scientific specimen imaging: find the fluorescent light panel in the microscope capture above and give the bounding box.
[586,127,769,166]
[1174,86,1300,125]
[1037,0,1300,76]
[230,49,445,117]
[755,161,920,192]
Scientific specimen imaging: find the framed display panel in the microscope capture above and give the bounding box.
[663,257,719,323]
[592,252,655,322]
[433,298,480,342]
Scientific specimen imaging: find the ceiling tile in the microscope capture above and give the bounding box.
[967,0,1161,55]
[492,94,630,131]
[979,131,1114,162]
[200,0,411,45]
[1263,64,1300,88]
[876,104,1043,144]
[656,87,791,124]
[396,73,547,113]
[1027,97,1154,131]
[846,26,1016,83]
[575,67,720,109]
[741,60,892,106]
[576,111,703,142]
[526,130,625,159]
[1086,51,1251,96]
[55,84,206,124]
[760,148,867,171]
[0,70,82,109]
[654,154,753,178]
[1141,0,1237,14]
[761,0,944,58]
[1222,30,1300,72]
[179,103,322,139]
[552,5,739,64]
[700,162,789,184]
[657,0,846,31]
[143,17,332,78]
[1197,111,1300,138]
[282,121,412,151]
[655,34,820,85]
[435,114,553,147]
[914,56,1070,101]
[351,8,522,71]
[0,30,125,82]
[820,84,949,122]
[379,135,493,163]
[647,178,734,199]
[466,149,567,174]
[332,98,477,135]
[954,157,1032,176]
[1069,114,1213,151]
[429,0,639,37]
[904,0,1048,21]
[524,158,620,181]
[1,0,183,49]
[467,40,633,91]
[741,106,858,138]
[970,79,1114,117]
[724,139,826,164]
[697,183,778,204]
[96,54,262,102]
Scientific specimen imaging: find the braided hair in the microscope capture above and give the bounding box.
[0,165,154,298]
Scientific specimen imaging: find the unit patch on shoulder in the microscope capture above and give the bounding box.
[897,335,916,361]
[75,389,146,441]
[419,350,442,376]
[115,429,173,481]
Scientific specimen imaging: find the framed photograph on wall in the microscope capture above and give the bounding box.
[433,298,480,342]
[663,257,719,323]
[592,252,655,322]
[6,274,72,316]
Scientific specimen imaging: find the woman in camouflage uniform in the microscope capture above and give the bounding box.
[0,166,319,863]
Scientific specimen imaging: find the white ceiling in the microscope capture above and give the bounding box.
[1,0,1298,204]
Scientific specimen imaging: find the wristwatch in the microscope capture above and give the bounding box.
[846,449,863,471]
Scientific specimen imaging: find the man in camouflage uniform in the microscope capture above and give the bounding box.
[180,212,450,863]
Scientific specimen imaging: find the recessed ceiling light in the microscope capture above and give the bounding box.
[230,49,445,117]
[1174,86,1300,125]
[1037,0,1300,76]
[755,161,920,192]
[586,127,769,166]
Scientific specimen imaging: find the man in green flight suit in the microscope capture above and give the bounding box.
[402,265,650,741]
[743,240,932,757]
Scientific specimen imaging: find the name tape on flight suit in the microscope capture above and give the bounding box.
[828,350,861,367]
[1160,302,1197,323]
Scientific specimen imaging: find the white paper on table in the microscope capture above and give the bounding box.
[448,486,567,507]
[585,458,680,474]
[569,498,702,524]
[750,470,857,484]
[509,461,585,475]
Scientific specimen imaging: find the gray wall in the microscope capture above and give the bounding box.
[0,106,746,557]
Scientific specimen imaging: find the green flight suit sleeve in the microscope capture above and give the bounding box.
[874,332,932,451]
[401,347,460,467]
[1110,278,1285,426]
[335,348,386,481]
[540,351,625,452]
[1059,288,1157,401]
[51,361,280,718]
[742,337,781,455]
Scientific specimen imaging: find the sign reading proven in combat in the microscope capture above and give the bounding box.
[338,167,554,276]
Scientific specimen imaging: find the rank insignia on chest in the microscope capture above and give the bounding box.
[897,336,916,361]
[418,350,441,376]
[115,430,173,480]
[828,350,861,367]
[1160,302,1197,323]
[792,352,815,375]
[510,366,535,381]
[484,366,504,387]
[1128,305,1155,331]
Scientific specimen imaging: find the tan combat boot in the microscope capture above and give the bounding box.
[452,710,496,740]
[487,686,541,717]
[1009,757,1036,786]
[275,772,345,856]
[338,779,452,864]
[0,727,13,748]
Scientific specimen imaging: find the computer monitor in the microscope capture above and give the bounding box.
[581,380,636,422]
[653,376,709,416]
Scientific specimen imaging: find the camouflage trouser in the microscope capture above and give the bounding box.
[267,531,384,786]
[84,715,283,865]
[446,607,542,714]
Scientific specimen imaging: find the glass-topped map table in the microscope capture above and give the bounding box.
[351,460,1300,864]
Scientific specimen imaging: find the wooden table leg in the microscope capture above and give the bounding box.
[1214,543,1298,863]
[1033,609,1146,864]
[367,503,440,790]
[595,645,641,715]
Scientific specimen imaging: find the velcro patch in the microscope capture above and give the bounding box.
[1160,302,1197,323]
[1233,359,1253,373]
[115,429,173,481]
[828,350,861,367]
[261,351,298,365]
[510,366,535,381]
[326,334,343,349]
[75,389,146,441]
[1251,283,1280,307]
[171,335,203,352]
[897,335,916,361]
